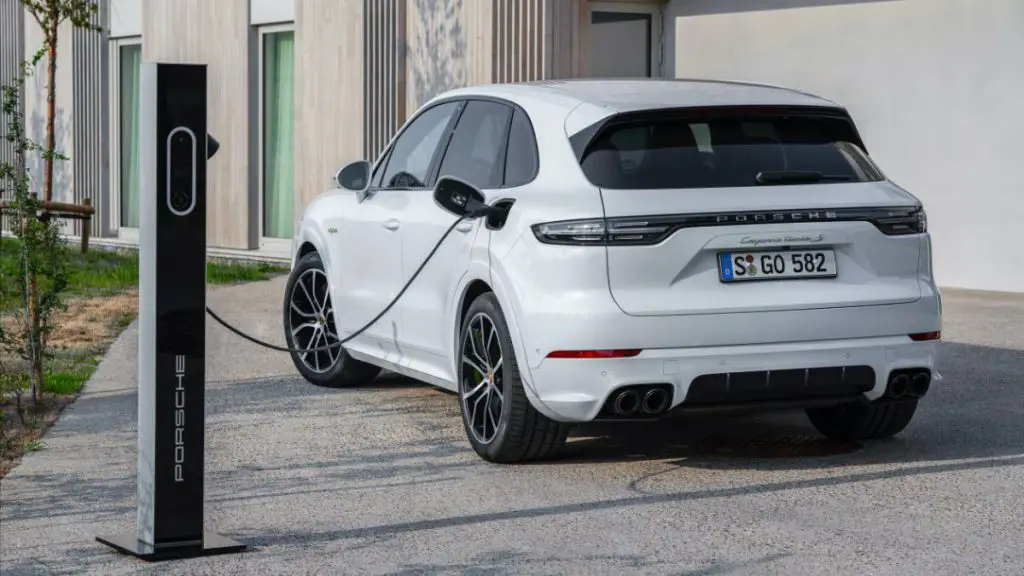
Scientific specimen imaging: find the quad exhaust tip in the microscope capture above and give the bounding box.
[642,388,669,414]
[613,389,641,416]
[886,369,931,400]
[910,372,930,398]
[889,374,910,398]
[607,385,673,418]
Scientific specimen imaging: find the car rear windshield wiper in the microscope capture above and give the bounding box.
[755,170,853,185]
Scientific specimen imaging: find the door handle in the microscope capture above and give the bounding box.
[455,221,474,233]
[383,219,400,231]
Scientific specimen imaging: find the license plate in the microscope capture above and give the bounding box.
[719,249,837,282]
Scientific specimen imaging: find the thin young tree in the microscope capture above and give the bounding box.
[1,1,101,406]
[20,0,102,205]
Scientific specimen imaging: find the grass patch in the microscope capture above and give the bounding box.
[112,310,136,331]
[1,238,289,308]
[208,259,289,284]
[64,246,140,298]
[43,368,93,395]
[42,349,101,395]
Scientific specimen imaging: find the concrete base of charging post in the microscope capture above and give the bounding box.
[95,60,245,562]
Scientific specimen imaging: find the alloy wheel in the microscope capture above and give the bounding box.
[287,268,340,373]
[460,312,505,445]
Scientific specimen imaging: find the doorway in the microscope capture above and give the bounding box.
[587,1,662,78]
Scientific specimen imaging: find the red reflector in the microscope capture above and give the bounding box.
[546,349,642,359]
[909,331,941,341]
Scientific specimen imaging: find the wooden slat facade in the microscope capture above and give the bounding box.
[294,0,365,210]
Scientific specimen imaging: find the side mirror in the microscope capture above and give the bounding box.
[335,160,370,192]
[433,176,490,218]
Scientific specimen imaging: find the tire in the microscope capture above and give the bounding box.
[282,251,381,388]
[457,292,572,463]
[805,400,918,441]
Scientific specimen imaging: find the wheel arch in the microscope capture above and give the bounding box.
[459,279,493,328]
[450,276,494,380]
[482,263,567,422]
[296,241,318,260]
[451,275,545,414]
[291,224,329,269]
[291,220,338,326]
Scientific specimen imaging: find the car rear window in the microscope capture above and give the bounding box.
[578,108,885,189]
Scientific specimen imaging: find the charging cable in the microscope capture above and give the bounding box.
[205,216,466,354]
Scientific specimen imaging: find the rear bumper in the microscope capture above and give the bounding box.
[521,336,941,423]
[490,225,943,423]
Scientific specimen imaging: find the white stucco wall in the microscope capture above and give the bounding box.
[109,0,142,38]
[665,0,1024,293]
[22,17,76,203]
[251,0,294,25]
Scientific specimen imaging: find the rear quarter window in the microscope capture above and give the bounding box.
[578,108,884,189]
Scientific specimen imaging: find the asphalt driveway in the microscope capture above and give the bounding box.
[1,277,1022,575]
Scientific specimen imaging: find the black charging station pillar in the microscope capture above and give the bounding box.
[96,62,244,561]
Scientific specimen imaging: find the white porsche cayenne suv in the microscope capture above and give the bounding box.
[284,79,942,463]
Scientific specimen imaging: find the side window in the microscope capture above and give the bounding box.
[380,101,460,189]
[502,109,539,187]
[436,100,512,189]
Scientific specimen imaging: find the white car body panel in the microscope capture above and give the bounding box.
[395,190,482,384]
[291,78,942,424]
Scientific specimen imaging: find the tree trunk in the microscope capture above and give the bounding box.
[29,277,43,406]
[19,212,42,406]
[43,18,58,204]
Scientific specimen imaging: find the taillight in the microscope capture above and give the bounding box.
[607,220,671,243]
[870,207,927,235]
[909,331,940,341]
[531,218,669,246]
[532,219,606,244]
[530,205,927,245]
[546,349,642,359]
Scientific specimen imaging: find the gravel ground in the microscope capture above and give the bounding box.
[1,278,1022,575]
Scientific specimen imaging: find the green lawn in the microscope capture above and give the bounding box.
[1,238,289,304]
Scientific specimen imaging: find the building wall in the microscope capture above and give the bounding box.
[405,0,494,114]
[665,0,1024,293]
[22,14,78,208]
[252,0,295,26]
[142,0,255,249]
[294,0,364,211]
[108,0,142,38]
[71,2,109,238]
[364,0,407,160]
[1,0,25,171]
[0,0,24,233]
[493,0,545,82]
[542,0,589,79]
